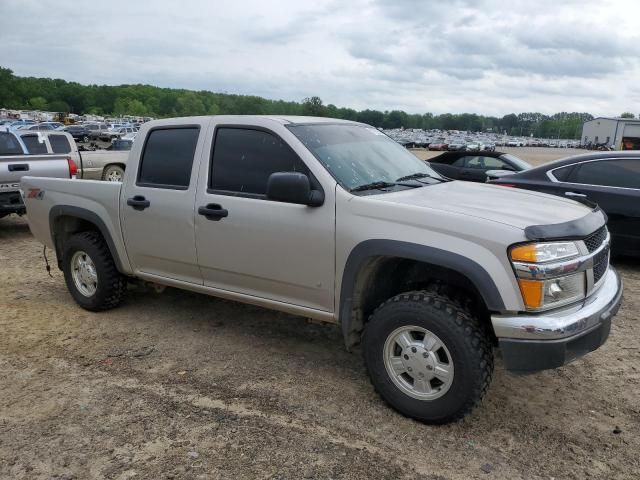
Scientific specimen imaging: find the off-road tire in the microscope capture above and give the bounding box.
[363,290,494,424]
[62,231,125,311]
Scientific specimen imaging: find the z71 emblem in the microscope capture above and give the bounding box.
[27,188,45,199]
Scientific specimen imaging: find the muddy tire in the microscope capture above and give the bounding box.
[102,164,125,182]
[363,290,493,424]
[62,231,125,311]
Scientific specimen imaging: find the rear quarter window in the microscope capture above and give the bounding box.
[49,135,72,154]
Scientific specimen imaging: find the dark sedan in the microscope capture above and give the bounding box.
[489,151,640,256]
[428,151,532,182]
[64,125,91,142]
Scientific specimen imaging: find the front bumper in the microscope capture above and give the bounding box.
[492,267,623,372]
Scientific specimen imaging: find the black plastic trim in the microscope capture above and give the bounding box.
[524,209,607,241]
[500,317,612,372]
[49,205,125,272]
[339,240,506,342]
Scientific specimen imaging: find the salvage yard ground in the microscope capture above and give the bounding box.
[1,148,638,479]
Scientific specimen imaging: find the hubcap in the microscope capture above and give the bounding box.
[71,250,98,297]
[106,168,122,182]
[383,326,454,400]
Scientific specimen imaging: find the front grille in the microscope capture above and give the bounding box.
[584,226,607,253]
[593,246,609,284]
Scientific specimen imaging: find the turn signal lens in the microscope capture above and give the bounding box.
[517,279,544,309]
[510,242,579,263]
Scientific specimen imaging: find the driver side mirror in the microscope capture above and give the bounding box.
[267,172,324,207]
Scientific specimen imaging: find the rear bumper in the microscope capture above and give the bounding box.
[0,191,25,214]
[492,268,623,372]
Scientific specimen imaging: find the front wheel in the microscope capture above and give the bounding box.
[363,290,494,424]
[62,232,125,311]
[102,165,125,182]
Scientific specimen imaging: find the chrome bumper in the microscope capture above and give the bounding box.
[492,267,623,372]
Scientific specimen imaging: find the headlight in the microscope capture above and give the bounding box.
[517,272,586,310]
[510,241,580,263]
[510,241,586,311]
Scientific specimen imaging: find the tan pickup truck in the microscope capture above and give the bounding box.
[21,115,623,423]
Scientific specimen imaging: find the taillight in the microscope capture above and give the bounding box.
[67,157,78,178]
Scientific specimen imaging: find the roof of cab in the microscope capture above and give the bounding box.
[145,115,364,127]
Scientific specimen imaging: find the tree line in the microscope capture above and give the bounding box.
[0,66,602,138]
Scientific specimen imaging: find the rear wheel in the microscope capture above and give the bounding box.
[363,290,493,424]
[62,232,125,311]
[82,135,89,143]
[102,165,125,182]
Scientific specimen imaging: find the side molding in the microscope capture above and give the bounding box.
[49,205,125,272]
[339,240,506,344]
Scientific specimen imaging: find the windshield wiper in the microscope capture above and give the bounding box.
[396,172,444,182]
[350,181,397,192]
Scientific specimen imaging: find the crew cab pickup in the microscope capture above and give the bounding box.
[21,116,623,423]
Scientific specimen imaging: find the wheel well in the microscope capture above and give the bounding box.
[343,257,495,349]
[51,215,103,269]
[104,163,126,171]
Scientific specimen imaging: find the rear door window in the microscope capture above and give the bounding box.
[21,135,48,154]
[49,135,72,154]
[569,159,640,189]
[137,127,199,189]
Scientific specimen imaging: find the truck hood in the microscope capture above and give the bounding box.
[374,180,594,230]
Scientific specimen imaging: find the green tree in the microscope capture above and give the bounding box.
[302,96,326,116]
[620,112,635,118]
[28,96,48,110]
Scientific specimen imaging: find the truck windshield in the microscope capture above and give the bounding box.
[288,124,443,192]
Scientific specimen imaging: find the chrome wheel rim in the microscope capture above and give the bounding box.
[383,326,454,400]
[105,168,123,182]
[71,250,98,297]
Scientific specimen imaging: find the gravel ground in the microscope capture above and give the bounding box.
[1,149,639,479]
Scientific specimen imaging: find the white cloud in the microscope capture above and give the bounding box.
[1,0,639,116]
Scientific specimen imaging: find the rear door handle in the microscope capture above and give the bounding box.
[198,203,228,221]
[126,195,150,210]
[565,191,587,198]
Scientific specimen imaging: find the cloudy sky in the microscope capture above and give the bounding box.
[1,0,639,116]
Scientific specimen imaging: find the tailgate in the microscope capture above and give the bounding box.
[1,155,70,192]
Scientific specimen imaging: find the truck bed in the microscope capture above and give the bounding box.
[20,176,124,256]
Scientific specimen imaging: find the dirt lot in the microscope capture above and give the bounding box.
[1,150,639,479]
[413,146,592,166]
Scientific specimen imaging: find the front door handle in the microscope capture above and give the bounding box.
[565,191,587,198]
[198,203,228,221]
[127,195,150,210]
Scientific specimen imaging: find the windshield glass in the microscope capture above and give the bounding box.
[288,124,443,191]
[500,154,532,170]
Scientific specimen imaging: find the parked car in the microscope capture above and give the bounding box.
[428,151,532,182]
[99,126,136,142]
[489,152,640,256]
[87,123,110,140]
[22,115,622,424]
[18,123,55,131]
[428,142,448,151]
[8,119,35,129]
[64,125,92,142]
[447,139,466,151]
[465,142,481,152]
